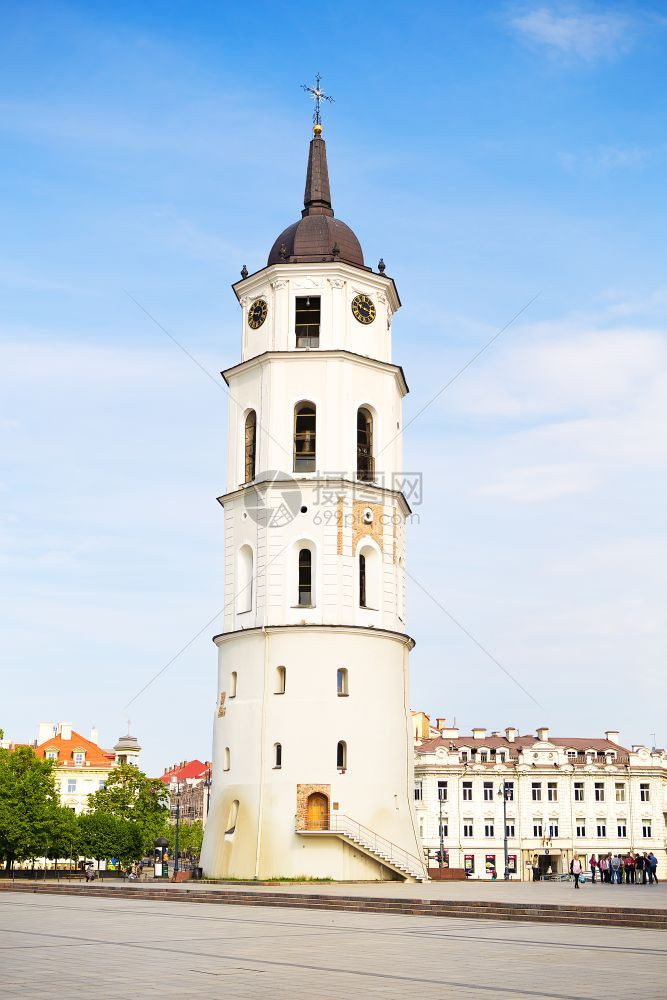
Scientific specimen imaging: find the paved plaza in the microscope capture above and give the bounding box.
[1,889,666,999]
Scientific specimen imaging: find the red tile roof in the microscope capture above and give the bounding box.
[160,759,210,784]
[417,735,629,755]
[34,730,115,768]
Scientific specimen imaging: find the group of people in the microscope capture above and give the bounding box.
[570,852,659,888]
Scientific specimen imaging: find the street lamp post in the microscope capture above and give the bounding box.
[204,768,211,825]
[173,780,181,878]
[438,793,445,869]
[499,781,509,880]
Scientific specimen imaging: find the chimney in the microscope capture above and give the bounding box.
[435,717,447,731]
[536,726,549,742]
[59,722,72,741]
[441,726,459,739]
[472,727,486,740]
[37,722,55,745]
[505,727,517,743]
[90,726,99,745]
[605,730,620,745]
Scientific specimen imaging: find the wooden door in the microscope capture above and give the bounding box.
[306,792,329,831]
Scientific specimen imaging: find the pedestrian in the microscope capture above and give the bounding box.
[624,853,635,884]
[598,855,608,883]
[571,856,582,889]
[589,854,598,883]
[636,852,646,884]
[648,853,659,885]
[610,854,621,884]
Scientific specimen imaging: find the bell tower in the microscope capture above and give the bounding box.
[201,99,424,881]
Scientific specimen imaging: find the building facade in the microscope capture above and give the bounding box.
[413,714,667,879]
[160,759,212,824]
[0,722,141,815]
[200,114,424,881]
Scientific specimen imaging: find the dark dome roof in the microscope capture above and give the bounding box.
[267,133,365,269]
[268,215,364,267]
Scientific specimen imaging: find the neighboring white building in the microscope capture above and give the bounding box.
[413,713,667,879]
[1,722,142,815]
[200,115,424,881]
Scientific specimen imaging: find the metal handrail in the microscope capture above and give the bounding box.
[327,813,427,878]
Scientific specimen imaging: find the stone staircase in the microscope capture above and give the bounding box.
[297,813,428,882]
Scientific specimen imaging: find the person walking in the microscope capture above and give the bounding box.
[571,856,582,889]
[648,853,659,885]
[589,854,598,883]
[624,853,635,884]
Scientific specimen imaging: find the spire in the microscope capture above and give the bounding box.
[302,135,333,218]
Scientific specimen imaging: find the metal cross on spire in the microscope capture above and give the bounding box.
[301,73,334,131]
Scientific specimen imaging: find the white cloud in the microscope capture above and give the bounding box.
[559,145,655,174]
[509,6,635,60]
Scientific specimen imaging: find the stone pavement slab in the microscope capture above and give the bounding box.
[0,890,665,999]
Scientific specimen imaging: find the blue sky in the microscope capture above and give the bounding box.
[1,1,666,774]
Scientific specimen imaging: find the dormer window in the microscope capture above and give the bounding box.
[46,749,58,761]
[73,751,85,765]
[295,296,320,348]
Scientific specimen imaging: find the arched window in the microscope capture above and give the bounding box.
[275,665,286,694]
[244,410,256,482]
[337,741,347,770]
[298,548,312,606]
[225,799,239,836]
[357,407,374,481]
[294,402,316,472]
[237,545,253,613]
[223,747,230,771]
[337,668,349,697]
[230,671,237,698]
[273,743,282,768]
[358,544,380,610]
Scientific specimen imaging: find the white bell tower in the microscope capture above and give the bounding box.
[201,112,425,881]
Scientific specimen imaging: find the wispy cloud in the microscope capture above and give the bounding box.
[509,5,636,61]
[559,144,657,174]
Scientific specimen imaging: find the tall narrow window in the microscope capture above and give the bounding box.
[274,743,282,769]
[337,667,348,696]
[294,403,316,472]
[229,671,237,698]
[298,549,312,606]
[275,666,286,694]
[225,800,239,836]
[244,410,256,482]
[356,408,374,481]
[337,740,347,770]
[237,545,253,613]
[295,296,320,348]
[223,747,230,771]
[359,553,367,608]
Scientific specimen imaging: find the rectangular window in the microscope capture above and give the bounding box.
[617,822,627,838]
[576,822,586,838]
[463,820,473,838]
[531,782,542,801]
[46,751,57,760]
[73,752,84,766]
[439,821,448,838]
[547,782,558,802]
[506,821,515,838]
[98,780,106,790]
[615,782,626,802]
[533,820,543,838]
[484,822,494,838]
[549,821,559,838]
[460,751,468,763]
[640,783,650,802]
[413,781,422,802]
[437,781,447,802]
[597,823,606,838]
[483,781,493,801]
[504,781,514,801]
[295,296,320,348]
[594,782,605,802]
[462,781,472,801]
[574,782,584,801]
[480,752,488,763]
[642,823,652,838]
[67,779,77,793]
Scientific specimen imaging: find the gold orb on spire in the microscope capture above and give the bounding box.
[313,122,323,136]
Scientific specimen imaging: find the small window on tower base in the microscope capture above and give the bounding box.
[295,296,320,348]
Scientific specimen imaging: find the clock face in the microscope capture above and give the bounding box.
[248,298,267,330]
[351,293,376,325]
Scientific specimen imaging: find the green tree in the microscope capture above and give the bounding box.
[46,807,81,868]
[167,819,203,859]
[78,812,143,869]
[0,745,60,869]
[87,764,169,853]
